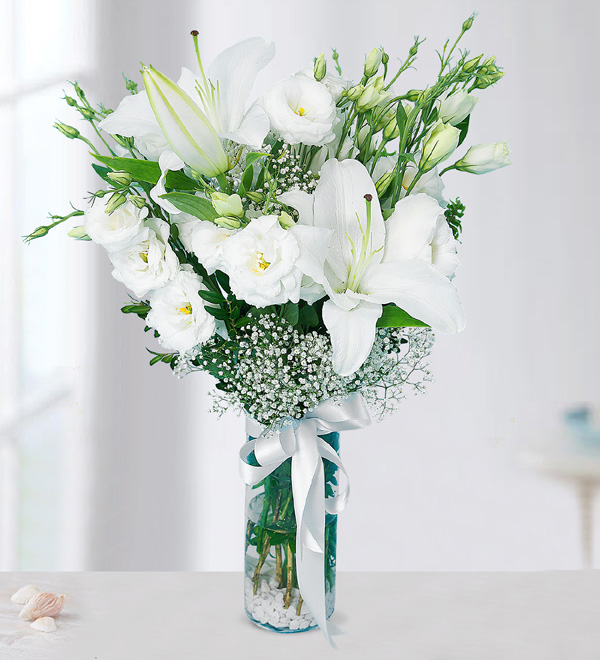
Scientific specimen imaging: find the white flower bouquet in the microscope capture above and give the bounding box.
[27,15,509,644]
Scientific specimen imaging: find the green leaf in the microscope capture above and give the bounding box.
[121,303,150,317]
[91,163,113,184]
[282,302,299,326]
[92,155,197,190]
[215,270,231,294]
[456,115,470,147]
[245,152,268,168]
[299,304,320,328]
[205,306,229,320]
[396,102,407,135]
[149,355,162,366]
[198,290,226,304]
[377,304,429,328]
[160,193,218,222]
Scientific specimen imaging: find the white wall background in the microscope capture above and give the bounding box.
[6,0,600,571]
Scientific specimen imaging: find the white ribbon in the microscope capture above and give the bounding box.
[239,393,371,647]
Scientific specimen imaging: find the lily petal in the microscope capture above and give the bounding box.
[277,189,315,226]
[151,150,186,214]
[98,91,160,138]
[322,299,383,376]
[360,259,466,334]
[314,159,385,283]
[222,102,270,148]
[143,66,229,178]
[288,224,332,286]
[208,37,275,134]
[383,193,443,262]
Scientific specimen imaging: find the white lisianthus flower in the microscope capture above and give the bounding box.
[84,197,148,252]
[146,266,216,354]
[188,220,238,274]
[110,218,179,298]
[220,214,328,307]
[455,142,511,174]
[262,76,337,146]
[295,66,349,102]
[371,156,446,205]
[172,212,201,253]
[437,90,478,126]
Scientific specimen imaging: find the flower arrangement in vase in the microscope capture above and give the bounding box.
[27,14,509,646]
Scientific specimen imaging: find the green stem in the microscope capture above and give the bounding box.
[216,173,231,194]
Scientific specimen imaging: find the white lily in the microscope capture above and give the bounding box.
[279,160,465,376]
[99,38,275,210]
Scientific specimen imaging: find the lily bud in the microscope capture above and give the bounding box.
[420,121,461,172]
[313,54,327,82]
[54,122,80,139]
[437,90,478,126]
[105,192,128,214]
[375,171,394,196]
[129,195,147,209]
[142,65,229,178]
[364,48,382,78]
[211,192,244,218]
[278,211,295,229]
[106,171,133,186]
[454,142,511,174]
[214,216,242,230]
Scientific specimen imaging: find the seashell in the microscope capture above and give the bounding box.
[31,617,57,633]
[19,593,65,621]
[11,584,41,605]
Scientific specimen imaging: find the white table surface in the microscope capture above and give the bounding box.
[1,571,599,659]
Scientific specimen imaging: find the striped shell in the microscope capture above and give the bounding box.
[19,593,65,621]
[10,585,41,605]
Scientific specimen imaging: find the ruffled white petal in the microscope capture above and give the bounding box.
[322,299,382,376]
[383,193,443,262]
[208,37,275,134]
[359,260,465,334]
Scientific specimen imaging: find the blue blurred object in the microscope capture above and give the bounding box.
[564,406,600,451]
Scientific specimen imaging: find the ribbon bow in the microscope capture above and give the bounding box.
[239,393,371,646]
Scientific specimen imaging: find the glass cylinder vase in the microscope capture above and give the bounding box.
[244,431,339,633]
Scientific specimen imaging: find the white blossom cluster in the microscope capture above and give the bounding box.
[177,313,434,427]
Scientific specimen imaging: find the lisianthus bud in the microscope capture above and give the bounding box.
[80,107,96,121]
[211,192,244,218]
[129,195,147,209]
[454,142,511,174]
[344,84,364,101]
[68,225,90,240]
[383,115,400,140]
[372,76,385,93]
[462,14,475,31]
[381,50,389,65]
[107,171,133,186]
[364,48,382,78]
[64,95,78,107]
[356,86,380,113]
[405,89,422,103]
[245,191,265,203]
[437,90,478,126]
[420,121,461,172]
[214,216,242,230]
[278,211,295,229]
[313,53,327,82]
[105,192,128,214]
[463,54,482,72]
[375,170,394,196]
[54,122,80,139]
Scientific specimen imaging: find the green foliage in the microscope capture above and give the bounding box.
[445,197,466,240]
[159,192,218,221]
[377,304,429,328]
[121,303,150,319]
[93,155,197,190]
